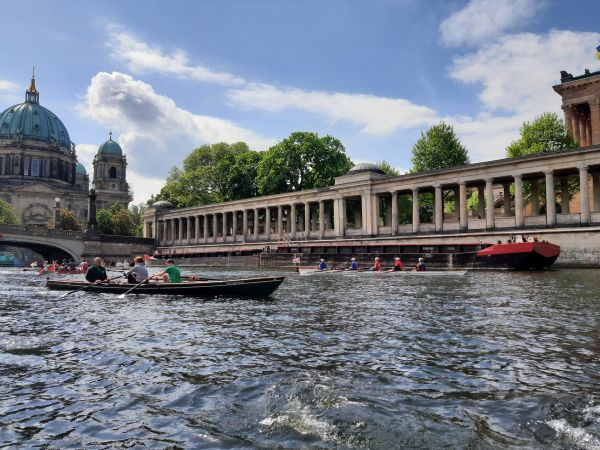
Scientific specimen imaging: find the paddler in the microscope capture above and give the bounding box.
[154,259,182,283]
[85,257,108,283]
[318,258,327,271]
[415,257,427,272]
[349,257,358,270]
[125,256,149,284]
[392,257,403,271]
[372,257,382,271]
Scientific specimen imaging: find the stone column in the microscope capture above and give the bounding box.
[412,188,420,233]
[562,105,573,137]
[195,215,201,243]
[232,211,237,242]
[242,210,248,242]
[502,182,511,216]
[434,185,443,232]
[477,186,485,219]
[254,208,260,241]
[545,171,556,227]
[372,194,379,236]
[459,182,467,231]
[277,205,283,239]
[304,202,310,238]
[592,173,600,212]
[220,213,226,241]
[485,179,495,229]
[572,111,581,146]
[531,179,540,215]
[580,165,590,223]
[339,197,346,237]
[178,218,184,243]
[212,214,218,243]
[361,195,368,235]
[579,111,588,146]
[560,177,570,213]
[265,207,271,240]
[203,215,208,243]
[391,191,398,235]
[290,204,296,238]
[318,201,325,238]
[590,99,600,145]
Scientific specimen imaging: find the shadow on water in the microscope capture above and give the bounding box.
[0,267,599,448]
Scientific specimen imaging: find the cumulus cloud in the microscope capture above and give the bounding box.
[449,30,600,116]
[107,27,245,86]
[440,0,546,47]
[79,71,274,186]
[228,83,439,136]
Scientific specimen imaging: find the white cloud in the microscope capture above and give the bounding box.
[79,71,274,190]
[107,27,245,86]
[0,79,16,91]
[449,30,600,117]
[440,0,546,47]
[227,83,439,136]
[126,170,166,204]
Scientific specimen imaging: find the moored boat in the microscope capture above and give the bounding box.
[46,276,285,298]
[297,267,467,276]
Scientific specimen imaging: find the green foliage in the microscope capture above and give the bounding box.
[96,203,139,236]
[410,122,470,173]
[129,203,146,237]
[152,142,262,207]
[113,208,136,236]
[57,208,82,231]
[377,160,401,176]
[257,132,353,195]
[0,200,19,224]
[506,112,576,158]
[96,209,115,234]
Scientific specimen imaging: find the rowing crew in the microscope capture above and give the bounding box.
[85,257,183,284]
[317,257,427,272]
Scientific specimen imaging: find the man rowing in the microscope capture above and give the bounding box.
[372,257,382,271]
[85,257,108,284]
[415,257,427,272]
[349,257,358,271]
[392,257,404,271]
[318,258,327,271]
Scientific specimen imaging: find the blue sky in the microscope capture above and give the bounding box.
[1,0,599,203]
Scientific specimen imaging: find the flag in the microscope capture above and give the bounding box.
[597,44,600,60]
[143,254,155,261]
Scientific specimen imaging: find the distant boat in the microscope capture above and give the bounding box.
[46,276,285,298]
[297,267,467,276]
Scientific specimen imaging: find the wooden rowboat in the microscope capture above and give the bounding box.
[46,276,285,298]
[297,267,467,276]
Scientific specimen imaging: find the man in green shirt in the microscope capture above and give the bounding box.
[85,257,108,283]
[155,259,181,283]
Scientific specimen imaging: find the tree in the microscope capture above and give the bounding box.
[113,208,136,236]
[506,112,576,158]
[257,132,353,194]
[152,142,262,207]
[0,200,19,224]
[96,209,115,235]
[410,122,470,173]
[377,160,401,176]
[58,209,82,231]
[129,203,146,237]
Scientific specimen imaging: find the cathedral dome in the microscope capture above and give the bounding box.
[75,162,87,175]
[97,132,123,156]
[0,76,71,150]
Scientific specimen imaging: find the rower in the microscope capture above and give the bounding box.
[125,256,149,284]
[318,258,327,271]
[349,257,358,271]
[415,257,427,272]
[372,257,382,271]
[392,257,403,271]
[85,257,108,284]
[154,259,182,283]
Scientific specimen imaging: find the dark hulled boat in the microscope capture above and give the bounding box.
[46,276,285,298]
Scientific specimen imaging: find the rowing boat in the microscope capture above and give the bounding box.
[297,267,467,276]
[45,276,285,298]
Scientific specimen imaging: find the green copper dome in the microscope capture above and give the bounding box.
[0,76,72,150]
[75,162,87,175]
[98,132,123,156]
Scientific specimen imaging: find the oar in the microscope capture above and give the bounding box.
[117,276,154,299]
[60,274,125,297]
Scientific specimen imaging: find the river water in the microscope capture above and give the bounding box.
[0,267,599,449]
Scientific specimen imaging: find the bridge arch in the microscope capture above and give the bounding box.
[0,225,85,263]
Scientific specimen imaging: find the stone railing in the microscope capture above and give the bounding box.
[0,224,84,239]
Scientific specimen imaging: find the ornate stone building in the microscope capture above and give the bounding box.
[0,75,131,225]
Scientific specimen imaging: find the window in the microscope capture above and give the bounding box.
[23,157,30,176]
[30,159,40,177]
[0,157,3,175]
[109,166,117,178]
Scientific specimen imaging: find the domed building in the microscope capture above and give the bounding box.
[93,132,132,210]
[0,74,131,225]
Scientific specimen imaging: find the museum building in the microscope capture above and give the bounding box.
[0,74,131,225]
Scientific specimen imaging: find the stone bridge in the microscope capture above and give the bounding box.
[0,224,155,263]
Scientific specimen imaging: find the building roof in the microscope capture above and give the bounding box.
[75,162,87,175]
[347,162,385,175]
[97,132,123,156]
[0,76,72,150]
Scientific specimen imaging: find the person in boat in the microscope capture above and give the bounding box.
[318,258,327,271]
[154,259,182,283]
[372,257,382,271]
[415,257,427,272]
[349,257,358,271]
[85,257,108,283]
[392,257,404,271]
[78,260,89,273]
[125,256,149,284]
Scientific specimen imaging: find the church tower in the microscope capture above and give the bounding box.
[92,131,132,209]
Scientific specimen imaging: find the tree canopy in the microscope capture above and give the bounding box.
[506,112,576,158]
[377,160,401,176]
[257,132,353,195]
[0,200,19,224]
[410,122,470,173]
[151,142,261,208]
[96,203,142,236]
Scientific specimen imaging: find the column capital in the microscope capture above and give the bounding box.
[579,164,589,171]
[544,169,554,176]
[484,178,494,184]
[458,180,466,186]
